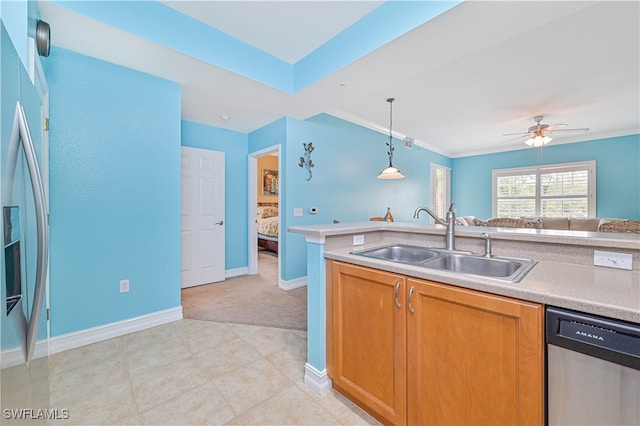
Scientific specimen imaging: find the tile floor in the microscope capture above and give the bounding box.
[3,253,379,425]
[41,319,380,425]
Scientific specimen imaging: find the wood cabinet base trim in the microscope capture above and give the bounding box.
[331,382,396,426]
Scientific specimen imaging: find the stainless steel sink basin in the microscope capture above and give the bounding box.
[421,253,536,282]
[351,244,537,283]
[353,244,441,264]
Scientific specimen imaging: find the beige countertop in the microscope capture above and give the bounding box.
[290,222,640,324]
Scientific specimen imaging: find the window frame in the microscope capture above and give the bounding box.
[492,160,596,218]
[430,163,451,221]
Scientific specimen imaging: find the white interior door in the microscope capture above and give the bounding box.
[181,147,225,288]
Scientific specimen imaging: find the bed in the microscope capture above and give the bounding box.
[257,206,279,253]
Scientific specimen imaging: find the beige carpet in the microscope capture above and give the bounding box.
[181,251,307,331]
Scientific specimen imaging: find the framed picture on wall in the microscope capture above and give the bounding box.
[262,169,279,196]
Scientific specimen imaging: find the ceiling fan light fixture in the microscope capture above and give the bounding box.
[525,134,552,147]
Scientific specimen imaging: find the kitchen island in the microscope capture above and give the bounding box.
[289,221,640,410]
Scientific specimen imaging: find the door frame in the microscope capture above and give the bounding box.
[248,144,281,278]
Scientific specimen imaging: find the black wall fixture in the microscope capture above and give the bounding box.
[298,142,314,181]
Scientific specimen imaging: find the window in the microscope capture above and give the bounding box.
[430,163,451,219]
[492,161,595,218]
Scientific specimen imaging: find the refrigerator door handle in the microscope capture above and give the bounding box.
[6,102,49,363]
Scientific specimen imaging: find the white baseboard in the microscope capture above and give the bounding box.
[226,267,248,278]
[227,267,305,290]
[279,276,307,291]
[49,306,183,355]
[304,363,332,396]
[1,306,183,369]
[1,340,49,369]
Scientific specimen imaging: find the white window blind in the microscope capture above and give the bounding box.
[492,161,595,218]
[430,163,451,219]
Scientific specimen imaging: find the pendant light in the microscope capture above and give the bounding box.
[377,98,405,179]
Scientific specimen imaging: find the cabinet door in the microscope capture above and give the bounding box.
[406,279,543,426]
[327,261,407,425]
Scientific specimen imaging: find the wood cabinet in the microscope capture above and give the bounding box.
[406,278,544,425]
[327,260,544,426]
[327,261,407,425]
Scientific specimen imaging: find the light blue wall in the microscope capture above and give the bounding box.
[305,242,326,371]
[43,47,182,337]
[249,114,452,282]
[290,114,452,223]
[452,135,640,220]
[248,117,287,153]
[181,120,249,271]
[0,0,28,66]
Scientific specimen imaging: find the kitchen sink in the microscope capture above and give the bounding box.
[422,253,536,282]
[351,244,537,283]
[353,244,441,264]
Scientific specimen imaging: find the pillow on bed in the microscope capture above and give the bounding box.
[257,206,278,218]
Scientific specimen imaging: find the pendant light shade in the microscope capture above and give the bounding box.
[378,165,404,179]
[378,98,405,179]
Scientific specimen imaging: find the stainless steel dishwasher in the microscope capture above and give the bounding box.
[546,307,640,425]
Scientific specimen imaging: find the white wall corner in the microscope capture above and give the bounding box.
[49,306,183,355]
[279,276,307,291]
[304,363,332,396]
[226,267,249,279]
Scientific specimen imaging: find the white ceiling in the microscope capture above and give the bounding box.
[38,0,639,158]
[159,1,384,64]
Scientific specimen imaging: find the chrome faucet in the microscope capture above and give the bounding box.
[413,202,456,250]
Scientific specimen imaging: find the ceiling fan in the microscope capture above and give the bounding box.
[503,115,590,147]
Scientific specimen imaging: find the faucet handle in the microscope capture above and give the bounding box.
[448,202,455,212]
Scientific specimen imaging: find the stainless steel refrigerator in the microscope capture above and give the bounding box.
[1,22,50,420]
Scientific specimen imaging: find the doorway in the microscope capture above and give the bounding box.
[248,145,281,283]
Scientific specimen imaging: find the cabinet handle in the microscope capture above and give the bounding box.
[408,286,415,315]
[394,282,402,309]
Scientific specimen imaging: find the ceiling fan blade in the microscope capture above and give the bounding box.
[546,123,568,129]
[502,132,530,137]
[500,134,530,145]
[548,127,590,133]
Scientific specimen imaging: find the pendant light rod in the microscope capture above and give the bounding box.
[387,97,394,166]
[378,97,405,179]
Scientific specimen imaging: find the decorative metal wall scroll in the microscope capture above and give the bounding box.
[298,142,314,181]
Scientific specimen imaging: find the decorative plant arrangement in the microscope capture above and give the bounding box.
[299,142,314,181]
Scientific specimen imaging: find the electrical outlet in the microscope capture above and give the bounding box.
[120,279,130,293]
[593,250,632,270]
[353,235,365,245]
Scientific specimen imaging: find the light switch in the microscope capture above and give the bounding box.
[294,208,303,217]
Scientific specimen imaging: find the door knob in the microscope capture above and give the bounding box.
[215,220,224,225]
